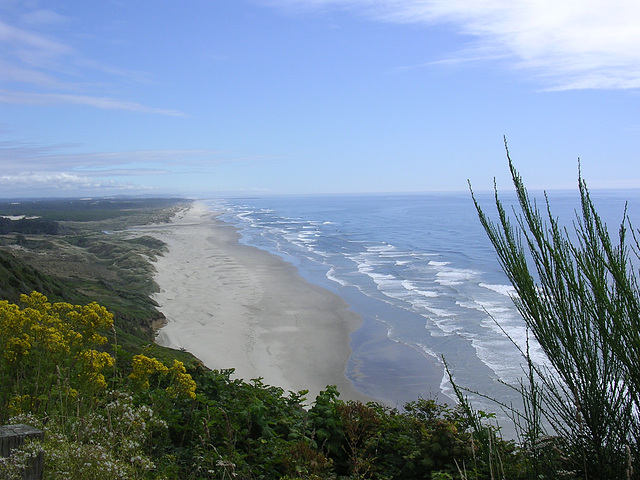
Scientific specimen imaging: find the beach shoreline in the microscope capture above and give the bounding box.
[135,201,371,403]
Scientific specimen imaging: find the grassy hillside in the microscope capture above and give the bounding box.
[0,197,194,360]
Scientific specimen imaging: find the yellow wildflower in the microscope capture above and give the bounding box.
[166,360,197,400]
[7,394,31,416]
[129,354,170,389]
[4,334,32,362]
[78,349,115,389]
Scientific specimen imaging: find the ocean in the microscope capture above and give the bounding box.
[206,189,640,419]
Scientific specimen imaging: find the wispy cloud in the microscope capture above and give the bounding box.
[0,58,70,89]
[0,172,153,193]
[0,18,73,60]
[0,12,185,114]
[0,141,184,196]
[20,9,72,27]
[0,90,187,116]
[0,141,225,176]
[263,0,640,90]
[0,139,255,196]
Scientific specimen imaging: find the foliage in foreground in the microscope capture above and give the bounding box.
[0,292,523,479]
[470,142,640,479]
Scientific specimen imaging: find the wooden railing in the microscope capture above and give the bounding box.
[0,424,44,480]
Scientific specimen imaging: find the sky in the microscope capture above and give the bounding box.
[1,0,640,198]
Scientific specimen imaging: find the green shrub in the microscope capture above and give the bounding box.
[470,141,640,479]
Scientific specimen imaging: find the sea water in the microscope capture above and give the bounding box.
[206,190,640,419]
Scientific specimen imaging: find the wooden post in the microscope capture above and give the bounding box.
[0,424,45,480]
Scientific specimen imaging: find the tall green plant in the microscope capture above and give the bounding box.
[469,141,639,479]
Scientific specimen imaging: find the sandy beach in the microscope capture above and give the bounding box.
[135,201,370,402]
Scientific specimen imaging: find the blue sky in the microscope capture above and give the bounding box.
[1,0,640,198]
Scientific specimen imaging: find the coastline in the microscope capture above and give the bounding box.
[136,201,371,403]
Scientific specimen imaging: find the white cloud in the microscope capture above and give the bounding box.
[0,90,187,116]
[0,59,69,88]
[0,140,232,177]
[263,0,640,90]
[0,18,72,59]
[0,172,151,192]
[21,9,72,27]
[0,13,185,114]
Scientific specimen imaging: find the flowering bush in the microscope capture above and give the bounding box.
[130,354,197,400]
[42,433,140,480]
[130,354,170,389]
[166,359,197,400]
[0,292,116,421]
[0,292,197,423]
[0,293,198,479]
[8,390,167,480]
